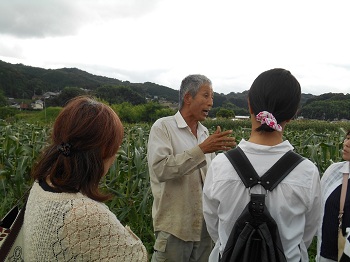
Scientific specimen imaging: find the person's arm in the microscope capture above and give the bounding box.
[147,124,207,182]
[148,124,235,182]
[303,165,322,248]
[203,163,220,242]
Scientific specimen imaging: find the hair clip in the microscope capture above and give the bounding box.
[57,143,72,157]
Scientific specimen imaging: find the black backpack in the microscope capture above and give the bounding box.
[220,147,304,262]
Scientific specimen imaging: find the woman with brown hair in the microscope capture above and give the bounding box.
[22,96,148,261]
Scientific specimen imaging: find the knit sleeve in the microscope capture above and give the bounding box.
[62,199,148,261]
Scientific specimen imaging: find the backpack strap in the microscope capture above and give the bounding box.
[225,147,259,188]
[224,147,304,191]
[261,150,304,191]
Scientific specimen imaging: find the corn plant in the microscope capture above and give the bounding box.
[102,124,154,253]
[1,118,349,260]
[0,120,50,214]
[285,128,347,175]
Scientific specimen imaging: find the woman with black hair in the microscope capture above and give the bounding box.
[203,68,322,262]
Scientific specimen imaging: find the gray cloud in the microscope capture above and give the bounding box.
[0,0,82,38]
[0,0,160,38]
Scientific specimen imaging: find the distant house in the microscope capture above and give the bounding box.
[31,92,60,102]
[31,95,42,100]
[9,103,20,109]
[32,100,44,110]
[232,115,250,121]
[20,103,30,110]
[42,92,60,98]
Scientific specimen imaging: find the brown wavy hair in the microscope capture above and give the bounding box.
[31,96,124,201]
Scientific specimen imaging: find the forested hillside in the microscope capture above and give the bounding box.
[0,60,349,120]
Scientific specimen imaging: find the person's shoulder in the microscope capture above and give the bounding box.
[328,161,347,169]
[151,115,176,127]
[212,151,230,163]
[297,155,317,169]
[70,197,110,213]
[322,161,347,180]
[209,152,236,178]
[291,156,319,179]
[324,161,347,174]
[66,197,120,228]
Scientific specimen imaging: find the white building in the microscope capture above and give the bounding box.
[32,100,44,110]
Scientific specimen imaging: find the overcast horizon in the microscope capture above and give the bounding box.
[1,0,350,96]
[2,58,349,97]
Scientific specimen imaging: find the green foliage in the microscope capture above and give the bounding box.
[205,118,350,176]
[301,93,350,120]
[0,60,125,98]
[203,118,252,131]
[204,118,350,133]
[1,117,349,260]
[216,108,235,118]
[96,85,146,105]
[111,102,176,123]
[0,120,50,214]
[102,125,154,253]
[141,82,178,103]
[14,107,61,124]
[0,107,18,120]
[2,60,350,124]
[222,102,249,116]
[55,87,88,106]
[0,90,7,106]
[284,128,347,174]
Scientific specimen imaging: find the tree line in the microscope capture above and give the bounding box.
[0,60,349,121]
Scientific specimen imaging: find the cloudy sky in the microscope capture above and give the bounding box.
[1,0,349,95]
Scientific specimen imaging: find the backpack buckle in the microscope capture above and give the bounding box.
[248,187,269,197]
[249,194,265,216]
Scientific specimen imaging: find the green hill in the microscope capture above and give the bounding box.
[1,60,349,120]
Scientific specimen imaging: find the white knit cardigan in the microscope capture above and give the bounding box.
[23,182,148,261]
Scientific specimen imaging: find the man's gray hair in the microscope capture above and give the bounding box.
[178,74,212,110]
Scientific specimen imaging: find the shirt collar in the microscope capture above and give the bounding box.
[238,138,294,154]
[340,161,350,174]
[175,111,188,128]
[174,111,209,136]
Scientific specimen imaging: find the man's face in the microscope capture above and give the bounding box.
[342,132,350,161]
[188,84,214,121]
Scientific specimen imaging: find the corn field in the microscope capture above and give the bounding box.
[1,118,350,260]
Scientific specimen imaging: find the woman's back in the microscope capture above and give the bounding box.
[204,139,321,261]
[24,182,148,261]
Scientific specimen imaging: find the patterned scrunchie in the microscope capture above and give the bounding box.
[255,111,282,132]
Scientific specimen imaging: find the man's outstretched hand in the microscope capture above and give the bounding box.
[199,126,236,154]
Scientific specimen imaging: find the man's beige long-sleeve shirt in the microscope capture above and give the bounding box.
[147,111,215,241]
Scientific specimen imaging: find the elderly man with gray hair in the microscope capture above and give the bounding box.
[147,74,236,262]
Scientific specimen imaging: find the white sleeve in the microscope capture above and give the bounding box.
[203,162,220,242]
[303,165,322,248]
